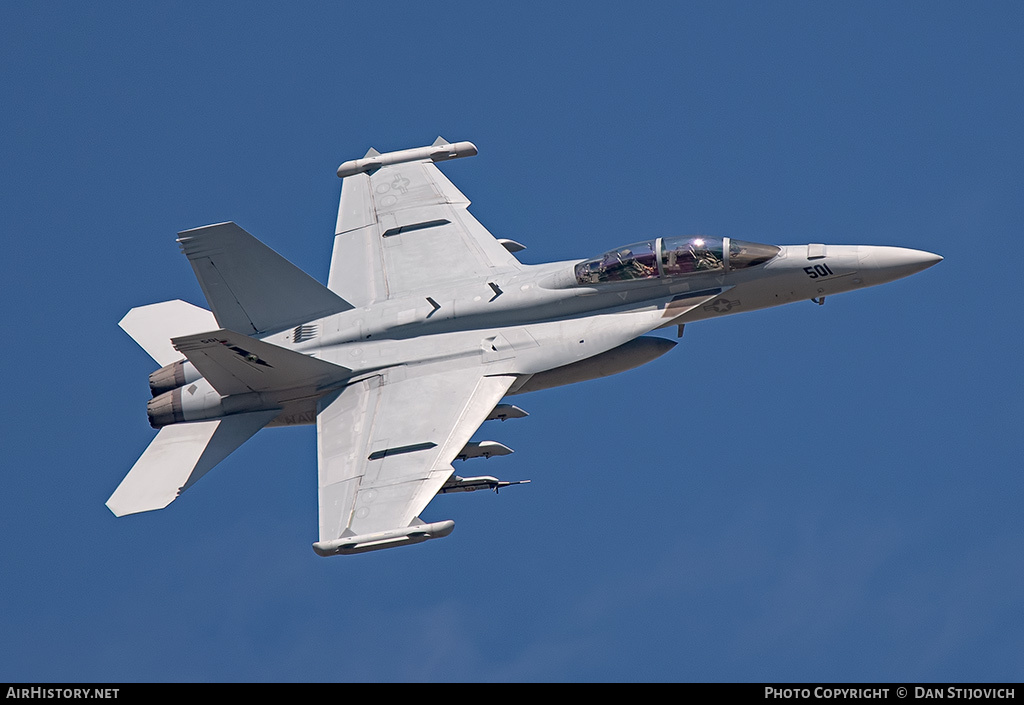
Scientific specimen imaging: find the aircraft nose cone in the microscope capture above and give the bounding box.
[859,246,942,284]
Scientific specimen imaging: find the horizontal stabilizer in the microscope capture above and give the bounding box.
[178,222,354,335]
[172,329,351,396]
[119,300,217,366]
[107,409,279,517]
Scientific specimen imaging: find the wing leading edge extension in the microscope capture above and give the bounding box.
[314,367,516,556]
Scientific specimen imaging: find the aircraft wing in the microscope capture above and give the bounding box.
[314,366,516,555]
[328,139,522,306]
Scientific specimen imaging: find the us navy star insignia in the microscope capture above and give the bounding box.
[705,298,739,313]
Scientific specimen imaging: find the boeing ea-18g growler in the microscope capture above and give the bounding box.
[109,138,941,555]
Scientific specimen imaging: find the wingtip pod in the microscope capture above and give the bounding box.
[312,520,456,556]
[337,140,477,178]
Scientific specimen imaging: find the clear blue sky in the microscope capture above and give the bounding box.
[2,2,1022,682]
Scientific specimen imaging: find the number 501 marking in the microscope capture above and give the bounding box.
[804,263,834,279]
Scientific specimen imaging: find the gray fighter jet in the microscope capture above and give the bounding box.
[109,138,941,555]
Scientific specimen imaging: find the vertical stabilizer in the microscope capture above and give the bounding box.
[177,222,354,335]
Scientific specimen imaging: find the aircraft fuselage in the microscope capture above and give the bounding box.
[239,241,940,426]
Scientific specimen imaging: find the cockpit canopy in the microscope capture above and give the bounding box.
[574,236,780,285]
